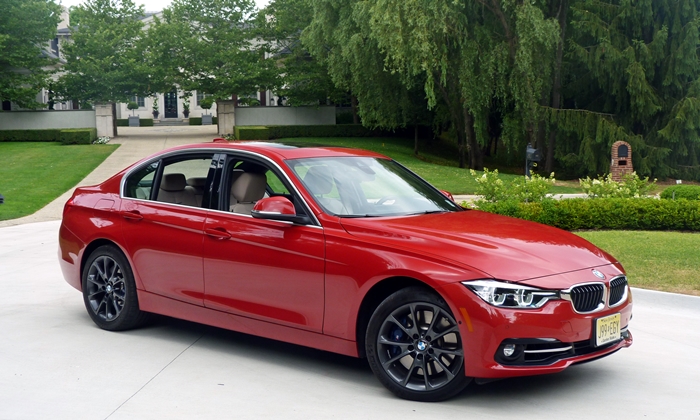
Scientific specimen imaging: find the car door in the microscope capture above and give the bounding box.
[120,152,217,306]
[202,153,325,332]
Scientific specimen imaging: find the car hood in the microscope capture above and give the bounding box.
[339,210,617,282]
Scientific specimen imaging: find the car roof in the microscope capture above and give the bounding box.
[170,140,390,161]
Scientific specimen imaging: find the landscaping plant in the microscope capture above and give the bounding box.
[579,172,656,198]
[470,169,556,203]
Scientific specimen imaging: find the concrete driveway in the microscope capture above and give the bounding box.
[1,219,699,419]
[1,126,699,419]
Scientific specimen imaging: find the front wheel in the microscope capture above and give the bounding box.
[365,287,471,401]
[82,245,147,331]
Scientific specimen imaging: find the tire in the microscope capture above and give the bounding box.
[82,245,148,331]
[365,287,472,401]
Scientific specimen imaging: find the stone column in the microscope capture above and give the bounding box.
[216,100,236,136]
[95,103,115,138]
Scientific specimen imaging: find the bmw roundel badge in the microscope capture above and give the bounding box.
[592,269,606,280]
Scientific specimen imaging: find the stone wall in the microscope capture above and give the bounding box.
[0,110,95,130]
[235,106,336,127]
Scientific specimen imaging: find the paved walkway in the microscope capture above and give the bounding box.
[0,125,218,228]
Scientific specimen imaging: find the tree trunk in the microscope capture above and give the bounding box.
[414,123,419,155]
[464,109,483,170]
[351,95,359,124]
[436,73,467,168]
[112,102,118,137]
[546,0,568,173]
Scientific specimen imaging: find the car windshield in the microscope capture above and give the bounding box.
[287,156,462,217]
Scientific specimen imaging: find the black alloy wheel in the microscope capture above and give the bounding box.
[366,287,471,401]
[82,245,147,331]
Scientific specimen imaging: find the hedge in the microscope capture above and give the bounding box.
[660,185,700,201]
[189,116,218,125]
[117,118,154,126]
[475,198,700,231]
[0,129,62,142]
[59,128,97,145]
[0,128,97,144]
[234,124,378,140]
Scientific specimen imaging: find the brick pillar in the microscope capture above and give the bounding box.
[610,141,633,181]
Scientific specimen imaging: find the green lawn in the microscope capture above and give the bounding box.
[576,230,700,296]
[278,137,579,195]
[0,142,118,221]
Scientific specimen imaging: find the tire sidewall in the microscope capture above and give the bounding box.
[81,245,142,331]
[365,287,471,402]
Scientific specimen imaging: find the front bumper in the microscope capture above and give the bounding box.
[438,281,633,379]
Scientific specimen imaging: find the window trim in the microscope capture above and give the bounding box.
[120,148,321,227]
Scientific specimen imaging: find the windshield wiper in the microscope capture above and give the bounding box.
[406,210,450,216]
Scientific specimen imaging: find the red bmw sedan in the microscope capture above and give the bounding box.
[59,141,632,401]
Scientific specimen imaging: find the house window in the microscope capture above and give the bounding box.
[196,91,211,106]
[130,96,145,107]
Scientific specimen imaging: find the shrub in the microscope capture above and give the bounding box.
[235,126,270,140]
[474,198,700,231]
[127,102,139,115]
[59,128,96,145]
[140,118,154,127]
[580,172,656,198]
[200,97,214,112]
[0,129,62,142]
[660,185,700,200]
[116,119,129,127]
[470,168,555,203]
[189,117,218,125]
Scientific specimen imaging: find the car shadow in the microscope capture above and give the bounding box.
[115,313,622,403]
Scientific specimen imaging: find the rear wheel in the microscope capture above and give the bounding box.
[82,245,147,331]
[365,287,471,401]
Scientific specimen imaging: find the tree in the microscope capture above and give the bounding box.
[550,0,700,180]
[257,0,346,106]
[304,0,560,169]
[147,0,280,103]
[303,0,435,145]
[56,0,153,107]
[0,0,62,108]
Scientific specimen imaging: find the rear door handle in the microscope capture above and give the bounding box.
[120,210,143,221]
[205,227,231,240]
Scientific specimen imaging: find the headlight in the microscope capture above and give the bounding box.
[462,280,559,309]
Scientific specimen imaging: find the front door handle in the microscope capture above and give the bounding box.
[120,210,143,221]
[205,227,231,240]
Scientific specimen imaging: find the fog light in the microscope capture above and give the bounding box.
[503,344,516,357]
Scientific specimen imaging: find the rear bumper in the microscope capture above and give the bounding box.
[58,222,83,292]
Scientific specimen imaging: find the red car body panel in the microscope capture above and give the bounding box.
[59,141,633,380]
[202,212,325,332]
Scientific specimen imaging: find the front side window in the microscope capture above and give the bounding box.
[196,91,212,107]
[288,157,462,217]
[130,96,145,107]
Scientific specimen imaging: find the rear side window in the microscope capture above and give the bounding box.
[155,156,215,207]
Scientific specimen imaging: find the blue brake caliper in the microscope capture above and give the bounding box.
[389,317,409,357]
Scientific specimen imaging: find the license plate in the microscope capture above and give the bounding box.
[595,313,621,347]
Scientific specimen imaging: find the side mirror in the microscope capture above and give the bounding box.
[439,190,455,201]
[251,196,311,225]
